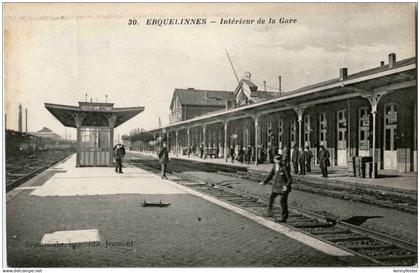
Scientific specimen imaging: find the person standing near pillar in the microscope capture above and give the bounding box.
[199,143,204,159]
[114,143,125,174]
[259,155,292,222]
[318,145,330,178]
[298,147,306,175]
[291,146,299,174]
[158,142,169,179]
[305,146,313,172]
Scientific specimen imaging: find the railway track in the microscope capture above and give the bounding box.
[218,170,417,214]
[6,151,74,192]
[128,157,417,266]
[129,154,417,214]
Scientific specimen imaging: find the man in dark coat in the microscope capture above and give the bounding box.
[229,146,235,163]
[298,147,306,175]
[283,147,291,172]
[318,145,330,178]
[260,155,292,222]
[199,144,204,159]
[158,142,169,179]
[246,145,252,164]
[291,146,299,174]
[305,146,313,172]
[267,145,274,163]
[114,144,126,173]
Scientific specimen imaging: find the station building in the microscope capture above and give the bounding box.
[128,53,417,175]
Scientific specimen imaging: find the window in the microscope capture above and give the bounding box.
[319,113,327,146]
[359,106,370,150]
[337,110,347,149]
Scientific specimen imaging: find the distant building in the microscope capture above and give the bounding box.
[30,127,61,140]
[168,81,279,124]
[169,88,234,124]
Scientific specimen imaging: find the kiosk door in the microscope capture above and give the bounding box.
[80,127,111,166]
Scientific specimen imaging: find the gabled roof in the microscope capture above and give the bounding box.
[38,127,53,133]
[234,79,280,104]
[169,88,234,109]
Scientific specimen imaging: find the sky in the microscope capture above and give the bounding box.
[4,3,416,141]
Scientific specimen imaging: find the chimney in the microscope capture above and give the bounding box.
[25,108,28,133]
[339,68,348,81]
[5,113,7,130]
[263,81,267,91]
[278,76,282,94]
[18,104,22,132]
[380,61,385,66]
[388,53,396,68]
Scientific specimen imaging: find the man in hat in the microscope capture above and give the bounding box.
[298,147,306,175]
[291,145,299,174]
[114,143,126,173]
[260,155,292,222]
[158,142,169,179]
[305,146,313,172]
[318,145,330,178]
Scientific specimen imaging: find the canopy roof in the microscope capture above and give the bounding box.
[45,102,144,128]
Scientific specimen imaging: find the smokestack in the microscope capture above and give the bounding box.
[18,104,22,132]
[339,68,348,81]
[388,53,396,68]
[5,113,7,130]
[278,76,282,94]
[263,81,266,91]
[380,61,385,66]
[25,108,28,132]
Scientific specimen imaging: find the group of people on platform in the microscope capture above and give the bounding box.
[114,141,331,180]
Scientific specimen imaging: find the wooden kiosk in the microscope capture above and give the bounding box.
[45,102,144,167]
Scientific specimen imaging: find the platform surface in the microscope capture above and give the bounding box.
[6,154,367,267]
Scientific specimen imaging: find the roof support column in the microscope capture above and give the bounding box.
[203,124,207,151]
[107,114,117,167]
[187,127,191,156]
[293,106,306,149]
[254,114,260,166]
[175,129,179,157]
[224,120,229,162]
[73,112,87,167]
[362,91,386,179]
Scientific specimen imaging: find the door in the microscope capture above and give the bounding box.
[384,103,398,170]
[337,110,347,166]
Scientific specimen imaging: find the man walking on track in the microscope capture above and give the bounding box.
[260,155,292,222]
[114,143,126,174]
[158,142,169,179]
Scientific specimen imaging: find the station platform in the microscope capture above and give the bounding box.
[6,154,368,267]
[136,151,417,193]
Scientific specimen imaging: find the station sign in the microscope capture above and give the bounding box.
[81,105,113,112]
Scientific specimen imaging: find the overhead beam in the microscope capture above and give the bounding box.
[373,80,416,93]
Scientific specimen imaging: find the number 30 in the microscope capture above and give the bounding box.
[128,19,138,25]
